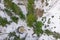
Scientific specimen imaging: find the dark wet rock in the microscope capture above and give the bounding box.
[28,29,30,30]
[51,16,54,18]
[18,3,24,5]
[54,26,56,28]
[44,25,49,28]
[44,25,47,28]
[47,18,51,24]
[42,17,46,23]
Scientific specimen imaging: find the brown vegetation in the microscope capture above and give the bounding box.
[35,8,44,17]
[41,0,44,3]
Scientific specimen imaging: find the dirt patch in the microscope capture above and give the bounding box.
[35,8,44,17]
[41,0,44,3]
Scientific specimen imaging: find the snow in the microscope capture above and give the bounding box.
[19,5,27,16]
[0,0,60,40]
[0,11,11,21]
[39,34,55,40]
[25,34,37,40]
[46,0,60,33]
[36,0,60,40]
[0,11,6,18]
[35,0,42,9]
[0,3,5,9]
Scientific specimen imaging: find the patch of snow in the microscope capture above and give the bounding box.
[39,34,55,40]
[19,5,27,16]
[0,0,60,40]
[0,3,5,9]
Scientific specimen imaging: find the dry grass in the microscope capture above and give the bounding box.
[35,8,44,17]
[41,0,44,3]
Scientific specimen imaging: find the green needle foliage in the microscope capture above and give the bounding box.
[4,0,25,19]
[45,29,60,39]
[11,16,19,23]
[3,0,60,40]
[27,13,36,27]
[27,0,34,13]
[8,32,21,40]
[34,21,43,37]
[14,36,20,40]
[0,17,10,27]
[8,32,16,37]
[27,0,37,27]
[4,8,13,16]
[45,29,53,35]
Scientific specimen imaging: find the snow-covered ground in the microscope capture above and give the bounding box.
[0,0,60,40]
